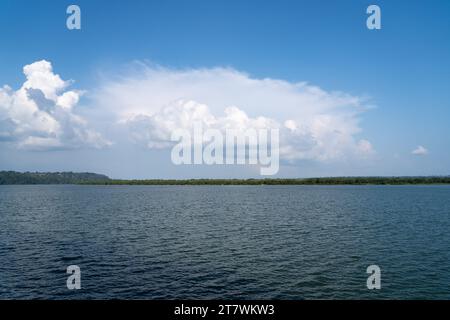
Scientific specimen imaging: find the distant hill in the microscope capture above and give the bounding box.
[0,171,110,185]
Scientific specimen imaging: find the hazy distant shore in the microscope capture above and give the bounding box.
[82,177,450,185]
[1,171,450,185]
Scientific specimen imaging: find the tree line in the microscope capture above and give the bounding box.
[2,171,450,185]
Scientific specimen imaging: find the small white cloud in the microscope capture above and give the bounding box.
[357,139,375,155]
[412,145,428,156]
[0,60,110,150]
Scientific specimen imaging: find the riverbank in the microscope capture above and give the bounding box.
[80,177,450,185]
[2,171,450,185]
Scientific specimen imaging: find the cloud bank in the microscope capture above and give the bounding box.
[1,60,374,168]
[0,60,110,150]
[94,64,374,162]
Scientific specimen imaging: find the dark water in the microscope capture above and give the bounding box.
[0,185,449,299]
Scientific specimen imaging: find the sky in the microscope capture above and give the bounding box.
[0,0,449,179]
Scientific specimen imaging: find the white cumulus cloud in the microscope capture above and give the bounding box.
[412,145,428,156]
[95,64,374,162]
[0,60,110,150]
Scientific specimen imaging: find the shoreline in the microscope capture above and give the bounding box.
[2,171,450,185]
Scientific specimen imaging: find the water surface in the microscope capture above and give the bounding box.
[0,185,449,299]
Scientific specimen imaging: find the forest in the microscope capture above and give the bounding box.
[2,171,450,185]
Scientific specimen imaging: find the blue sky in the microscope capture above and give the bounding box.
[0,0,449,178]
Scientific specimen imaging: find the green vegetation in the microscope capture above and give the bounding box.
[1,171,450,185]
[0,171,110,184]
[81,176,450,185]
